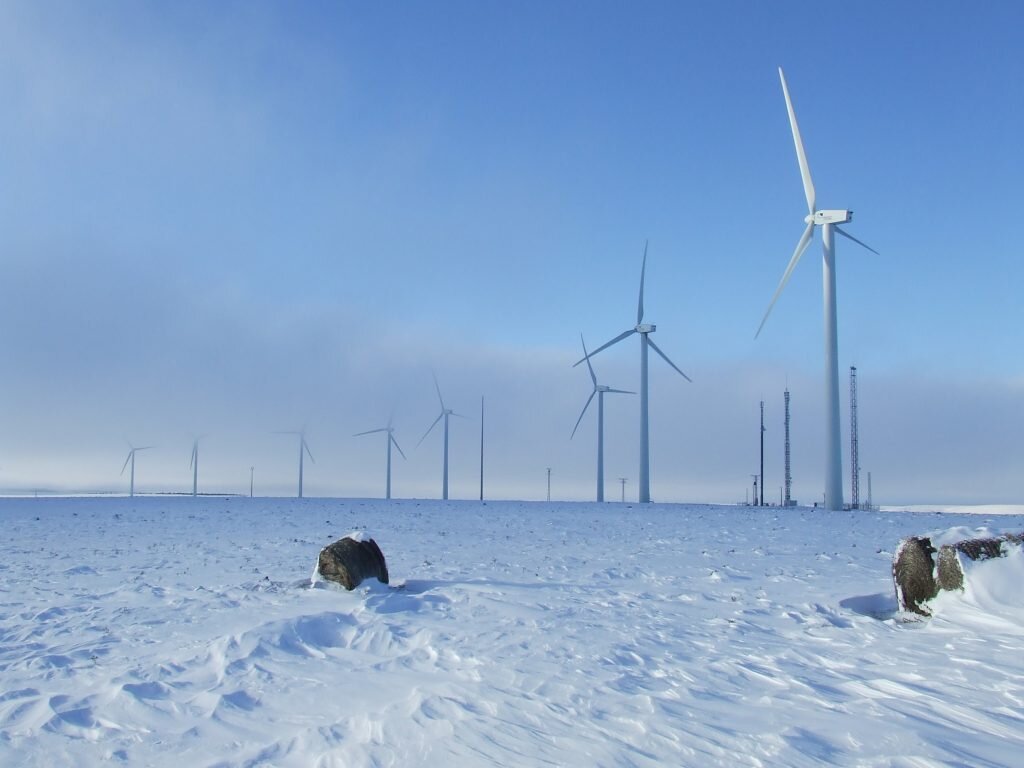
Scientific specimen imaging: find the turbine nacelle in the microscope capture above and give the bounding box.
[635,323,655,333]
[808,209,852,225]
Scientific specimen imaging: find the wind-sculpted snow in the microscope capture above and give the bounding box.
[2,497,1023,766]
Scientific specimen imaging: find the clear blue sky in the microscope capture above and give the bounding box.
[1,1,1021,504]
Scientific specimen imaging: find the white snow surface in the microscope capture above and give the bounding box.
[2,497,1023,767]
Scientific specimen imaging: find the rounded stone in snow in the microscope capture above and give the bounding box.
[892,536,937,616]
[893,532,1023,615]
[317,536,389,590]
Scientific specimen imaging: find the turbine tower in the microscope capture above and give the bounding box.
[278,430,314,498]
[418,372,465,500]
[189,436,203,497]
[121,444,152,497]
[355,417,406,500]
[575,241,691,503]
[571,333,633,502]
[756,67,878,511]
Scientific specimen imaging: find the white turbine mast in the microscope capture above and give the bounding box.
[355,414,406,500]
[575,241,691,503]
[571,333,634,502]
[756,67,878,511]
[417,371,466,500]
[120,443,153,498]
[277,430,314,498]
[189,435,205,497]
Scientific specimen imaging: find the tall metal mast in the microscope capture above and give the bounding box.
[850,366,860,509]
[479,396,484,501]
[784,389,792,506]
[759,401,765,506]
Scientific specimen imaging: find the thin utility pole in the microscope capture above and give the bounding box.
[619,477,627,502]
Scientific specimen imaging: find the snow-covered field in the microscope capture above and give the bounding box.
[2,497,1023,767]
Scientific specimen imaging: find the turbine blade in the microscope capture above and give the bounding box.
[120,452,132,475]
[391,434,407,460]
[605,387,636,395]
[354,428,388,437]
[417,412,444,447]
[834,225,880,255]
[637,239,648,325]
[431,370,446,411]
[572,328,635,367]
[571,391,597,439]
[779,67,816,214]
[648,338,692,382]
[756,220,815,338]
[580,334,597,387]
[303,439,315,463]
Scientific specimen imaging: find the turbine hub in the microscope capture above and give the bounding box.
[636,323,655,333]
[810,209,852,225]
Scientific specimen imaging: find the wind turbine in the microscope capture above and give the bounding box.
[121,444,152,497]
[575,241,691,503]
[354,416,406,500]
[189,436,205,497]
[417,372,465,500]
[278,430,314,498]
[756,67,878,511]
[571,333,633,502]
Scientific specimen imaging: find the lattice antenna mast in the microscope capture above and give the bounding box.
[849,366,860,509]
[759,400,766,506]
[784,389,792,506]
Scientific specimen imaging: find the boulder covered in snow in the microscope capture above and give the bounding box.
[893,532,1023,615]
[892,536,938,615]
[935,533,1023,593]
[317,534,389,590]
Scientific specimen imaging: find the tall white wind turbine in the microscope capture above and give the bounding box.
[756,67,878,511]
[121,444,152,497]
[355,417,406,500]
[417,372,465,500]
[575,242,691,503]
[278,430,314,498]
[571,334,634,502]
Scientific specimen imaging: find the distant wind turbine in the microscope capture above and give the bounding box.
[575,241,691,503]
[278,430,314,498]
[418,372,466,500]
[189,436,205,497]
[354,416,406,500]
[121,444,152,497]
[571,333,633,502]
[755,67,878,511]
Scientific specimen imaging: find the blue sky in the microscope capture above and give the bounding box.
[1,1,1021,504]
